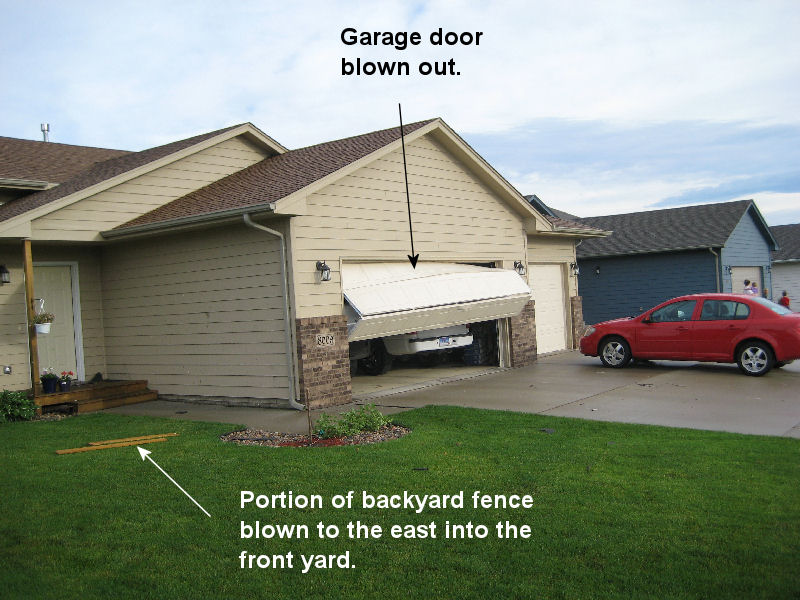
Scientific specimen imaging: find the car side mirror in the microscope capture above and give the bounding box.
[642,317,652,324]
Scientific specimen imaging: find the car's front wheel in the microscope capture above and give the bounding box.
[736,341,774,376]
[599,336,632,369]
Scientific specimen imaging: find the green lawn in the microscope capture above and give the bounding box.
[1,406,798,599]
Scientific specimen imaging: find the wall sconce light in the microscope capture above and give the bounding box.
[570,262,580,276]
[316,260,331,282]
[514,260,526,276]
[595,266,600,275]
[0,264,9,285]
[723,265,732,275]
[765,265,771,274]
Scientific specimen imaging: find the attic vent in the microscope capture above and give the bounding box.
[41,123,50,142]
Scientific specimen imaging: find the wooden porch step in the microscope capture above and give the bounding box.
[77,390,159,414]
[37,380,158,414]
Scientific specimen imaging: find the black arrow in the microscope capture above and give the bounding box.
[398,103,419,268]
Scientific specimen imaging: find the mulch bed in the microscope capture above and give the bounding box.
[221,424,411,447]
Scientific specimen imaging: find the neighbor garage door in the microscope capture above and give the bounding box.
[529,264,567,354]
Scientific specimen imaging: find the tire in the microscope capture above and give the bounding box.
[736,341,774,376]
[599,336,632,369]
[358,339,393,375]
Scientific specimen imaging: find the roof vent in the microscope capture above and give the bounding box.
[41,123,50,142]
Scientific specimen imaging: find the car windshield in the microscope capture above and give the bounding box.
[751,296,793,315]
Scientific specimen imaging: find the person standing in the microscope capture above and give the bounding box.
[778,290,791,308]
[751,281,760,296]
[743,279,754,294]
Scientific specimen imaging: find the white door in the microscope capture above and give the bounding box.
[529,264,567,354]
[730,267,762,294]
[34,265,79,378]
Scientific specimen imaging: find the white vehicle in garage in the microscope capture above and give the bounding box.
[350,322,497,375]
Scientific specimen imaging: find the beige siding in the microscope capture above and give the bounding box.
[290,135,527,318]
[528,235,578,296]
[31,136,269,242]
[0,250,30,390]
[101,224,289,400]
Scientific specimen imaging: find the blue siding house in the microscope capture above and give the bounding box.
[574,200,778,324]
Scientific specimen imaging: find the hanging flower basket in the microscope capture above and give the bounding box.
[32,311,55,335]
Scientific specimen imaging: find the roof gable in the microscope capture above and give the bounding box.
[771,223,800,262]
[576,200,776,258]
[109,118,549,236]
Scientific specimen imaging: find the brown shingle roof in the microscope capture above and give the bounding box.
[114,119,436,231]
[0,124,244,224]
[0,136,129,183]
[771,223,800,262]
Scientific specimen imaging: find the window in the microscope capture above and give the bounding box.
[699,300,750,321]
[751,296,792,315]
[649,300,697,322]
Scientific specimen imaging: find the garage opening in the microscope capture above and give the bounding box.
[342,262,531,398]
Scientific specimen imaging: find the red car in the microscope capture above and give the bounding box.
[580,294,800,376]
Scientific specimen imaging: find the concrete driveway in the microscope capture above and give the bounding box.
[108,352,800,438]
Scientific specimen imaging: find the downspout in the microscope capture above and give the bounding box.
[708,248,721,292]
[243,213,304,410]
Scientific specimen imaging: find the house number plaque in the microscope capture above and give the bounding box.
[315,334,335,347]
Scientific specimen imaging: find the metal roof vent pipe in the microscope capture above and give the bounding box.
[41,123,50,142]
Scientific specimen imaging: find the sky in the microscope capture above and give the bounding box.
[2,0,799,224]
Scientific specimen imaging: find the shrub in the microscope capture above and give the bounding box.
[0,390,37,423]
[315,404,391,439]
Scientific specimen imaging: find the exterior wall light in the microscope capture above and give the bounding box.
[0,264,9,285]
[316,260,331,282]
[570,262,580,276]
[595,266,600,275]
[514,261,526,276]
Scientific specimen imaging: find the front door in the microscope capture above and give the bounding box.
[34,265,80,379]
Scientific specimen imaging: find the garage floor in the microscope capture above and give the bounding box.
[351,363,502,401]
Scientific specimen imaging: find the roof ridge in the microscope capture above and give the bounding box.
[580,199,752,222]
[0,135,130,153]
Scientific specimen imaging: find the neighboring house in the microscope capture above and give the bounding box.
[1,119,598,410]
[770,223,800,309]
[573,200,778,324]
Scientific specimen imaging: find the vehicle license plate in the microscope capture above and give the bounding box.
[438,336,451,346]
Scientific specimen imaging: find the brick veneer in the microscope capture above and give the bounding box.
[508,299,537,367]
[570,295,587,348]
[295,315,352,408]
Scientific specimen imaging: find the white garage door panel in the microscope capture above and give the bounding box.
[343,262,531,341]
[530,264,567,354]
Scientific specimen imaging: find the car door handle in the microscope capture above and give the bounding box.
[677,326,689,331]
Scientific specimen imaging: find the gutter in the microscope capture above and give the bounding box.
[708,248,721,292]
[102,203,276,239]
[242,213,304,411]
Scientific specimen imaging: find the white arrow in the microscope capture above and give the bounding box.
[137,446,211,517]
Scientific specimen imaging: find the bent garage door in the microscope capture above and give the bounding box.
[342,262,531,341]
[529,263,567,354]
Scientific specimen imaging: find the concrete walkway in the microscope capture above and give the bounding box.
[107,351,800,437]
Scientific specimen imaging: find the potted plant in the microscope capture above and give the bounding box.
[59,371,75,392]
[40,368,59,394]
[33,312,55,334]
